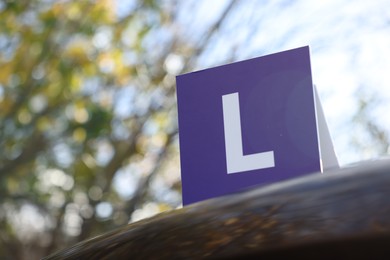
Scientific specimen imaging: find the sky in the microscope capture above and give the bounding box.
[110,0,390,216]
[113,0,390,164]
[172,0,390,165]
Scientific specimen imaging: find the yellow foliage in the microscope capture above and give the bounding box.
[70,73,83,92]
[37,117,52,132]
[51,2,64,17]
[46,81,62,99]
[66,3,82,21]
[90,0,116,24]
[73,100,89,123]
[64,39,92,66]
[73,127,87,143]
[0,98,13,117]
[154,111,169,129]
[82,63,97,76]
[17,108,32,125]
[0,62,13,85]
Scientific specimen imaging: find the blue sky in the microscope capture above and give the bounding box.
[114,0,390,165]
[109,0,390,218]
[172,0,390,165]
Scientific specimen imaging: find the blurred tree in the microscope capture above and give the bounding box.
[351,86,390,159]
[1,0,389,259]
[0,0,240,259]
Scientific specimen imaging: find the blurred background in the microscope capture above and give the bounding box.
[1,0,389,259]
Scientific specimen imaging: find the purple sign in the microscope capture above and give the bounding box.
[176,46,322,205]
